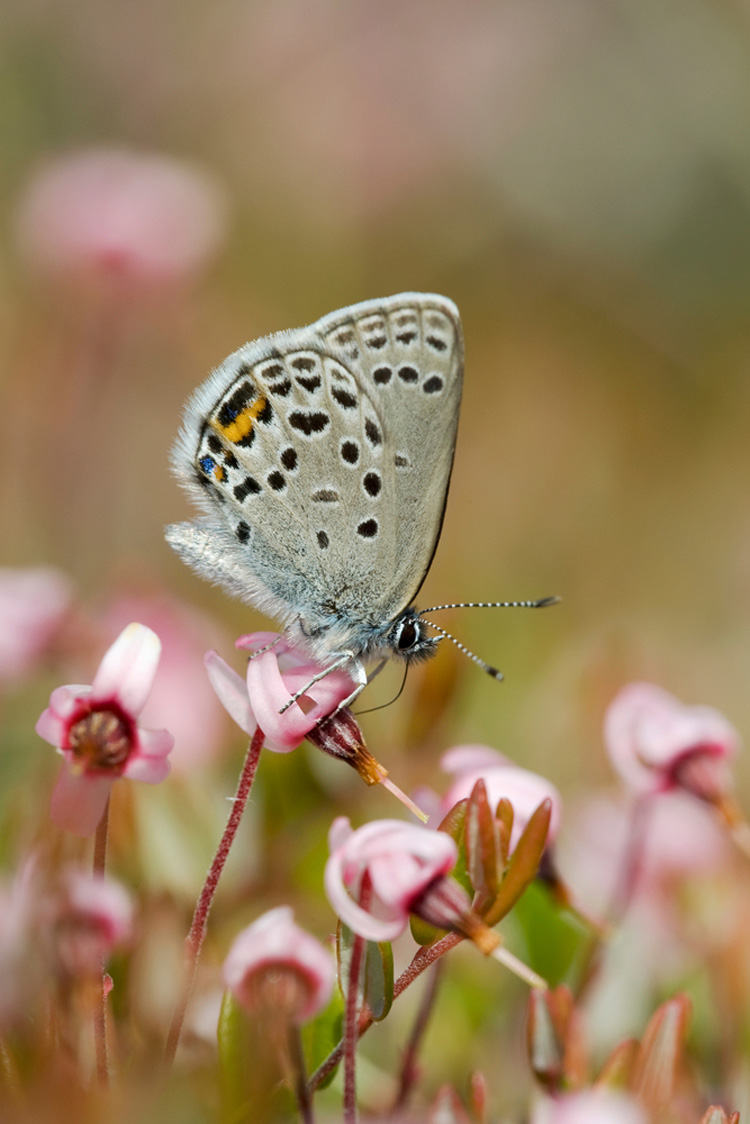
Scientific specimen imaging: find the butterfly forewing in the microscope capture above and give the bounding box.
[168,292,463,660]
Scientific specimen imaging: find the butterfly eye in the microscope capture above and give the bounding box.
[395,619,419,651]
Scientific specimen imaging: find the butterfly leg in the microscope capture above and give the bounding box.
[278,651,366,715]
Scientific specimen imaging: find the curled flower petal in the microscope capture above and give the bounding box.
[325,817,458,942]
[246,648,355,751]
[91,623,161,715]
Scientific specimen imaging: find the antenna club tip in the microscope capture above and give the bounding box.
[536,595,561,608]
[487,666,503,681]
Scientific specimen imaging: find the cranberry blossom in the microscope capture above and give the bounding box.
[224,907,335,1025]
[325,817,460,942]
[205,631,358,752]
[605,682,740,800]
[36,623,174,836]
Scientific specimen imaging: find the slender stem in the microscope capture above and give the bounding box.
[343,929,365,1124]
[164,728,264,1067]
[93,797,110,1087]
[393,961,443,1111]
[309,932,462,1093]
[288,1024,315,1124]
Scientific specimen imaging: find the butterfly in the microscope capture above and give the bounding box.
[166,293,553,709]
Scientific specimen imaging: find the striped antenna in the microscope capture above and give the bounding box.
[421,620,503,681]
[420,596,560,613]
[419,595,559,681]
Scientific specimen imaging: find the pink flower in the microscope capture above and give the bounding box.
[223,906,335,1025]
[206,632,358,753]
[15,148,228,292]
[440,745,562,850]
[50,870,133,978]
[324,817,459,942]
[0,566,73,684]
[103,593,231,772]
[605,682,740,799]
[531,1090,646,1124]
[36,623,174,836]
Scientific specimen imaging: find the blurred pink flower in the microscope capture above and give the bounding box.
[36,623,174,836]
[325,817,458,942]
[531,1090,646,1124]
[562,790,731,920]
[16,148,228,292]
[605,682,740,800]
[440,745,562,850]
[223,906,334,1025]
[49,869,133,979]
[206,631,358,753]
[103,594,230,772]
[0,566,73,684]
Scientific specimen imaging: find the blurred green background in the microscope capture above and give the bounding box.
[2,0,750,1116]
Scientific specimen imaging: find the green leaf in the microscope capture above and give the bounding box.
[301,990,344,1090]
[217,989,253,1119]
[336,920,393,1019]
[364,938,394,1022]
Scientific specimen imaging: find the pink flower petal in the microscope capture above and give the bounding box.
[35,707,66,747]
[122,753,171,784]
[134,726,175,759]
[205,650,257,736]
[246,649,352,751]
[325,845,407,942]
[50,767,113,837]
[324,818,458,942]
[91,623,161,716]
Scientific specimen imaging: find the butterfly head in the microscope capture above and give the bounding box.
[383,606,440,664]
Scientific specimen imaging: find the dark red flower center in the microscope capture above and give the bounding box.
[67,704,134,773]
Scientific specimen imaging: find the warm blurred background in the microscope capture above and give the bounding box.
[2,1,750,1119]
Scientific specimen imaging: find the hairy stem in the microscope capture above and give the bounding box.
[164,728,264,1067]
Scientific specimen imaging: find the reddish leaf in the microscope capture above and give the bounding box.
[484,799,552,927]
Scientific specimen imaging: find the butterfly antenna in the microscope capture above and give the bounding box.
[421,596,560,613]
[421,620,503,681]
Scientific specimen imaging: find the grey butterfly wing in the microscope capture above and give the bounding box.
[167,321,396,641]
[167,292,462,658]
[317,293,463,615]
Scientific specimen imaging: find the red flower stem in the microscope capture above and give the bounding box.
[343,928,366,1124]
[309,931,462,1093]
[92,796,110,1087]
[393,960,444,1111]
[164,728,264,1068]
